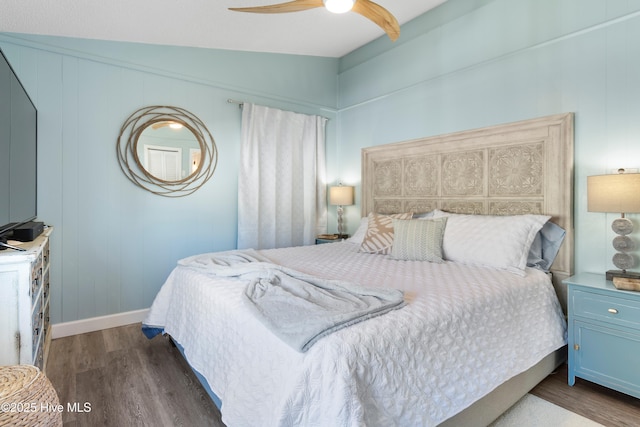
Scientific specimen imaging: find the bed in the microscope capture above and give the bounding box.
[143,112,574,426]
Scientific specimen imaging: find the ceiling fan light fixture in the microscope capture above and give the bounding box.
[229,0,399,42]
[169,122,183,129]
[323,0,355,14]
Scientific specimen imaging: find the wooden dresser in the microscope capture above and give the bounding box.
[0,227,52,372]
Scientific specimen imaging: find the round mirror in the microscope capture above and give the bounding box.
[117,106,217,197]
[135,120,202,182]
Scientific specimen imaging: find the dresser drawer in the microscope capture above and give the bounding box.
[572,289,640,330]
[0,229,53,367]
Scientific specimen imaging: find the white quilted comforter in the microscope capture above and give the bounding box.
[144,241,567,427]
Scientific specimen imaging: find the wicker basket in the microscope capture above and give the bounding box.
[0,365,63,427]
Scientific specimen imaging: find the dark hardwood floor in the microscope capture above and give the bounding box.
[46,323,640,426]
[46,323,224,427]
[530,363,640,427]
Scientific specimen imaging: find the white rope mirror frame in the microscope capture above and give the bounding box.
[117,105,218,197]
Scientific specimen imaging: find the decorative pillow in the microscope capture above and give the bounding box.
[346,217,369,245]
[431,209,550,276]
[527,221,566,272]
[359,212,413,254]
[412,211,435,219]
[390,218,448,262]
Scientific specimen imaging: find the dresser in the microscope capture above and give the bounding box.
[564,272,640,399]
[0,228,52,371]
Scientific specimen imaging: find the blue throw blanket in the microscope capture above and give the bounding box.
[174,249,406,352]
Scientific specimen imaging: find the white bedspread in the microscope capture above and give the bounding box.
[144,241,567,427]
[174,249,406,352]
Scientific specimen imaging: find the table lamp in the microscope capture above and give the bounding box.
[587,169,640,280]
[329,185,354,238]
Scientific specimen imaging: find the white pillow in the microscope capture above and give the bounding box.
[431,210,550,276]
[346,217,369,245]
[412,211,435,219]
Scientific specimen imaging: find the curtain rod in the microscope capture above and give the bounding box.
[227,98,244,108]
[226,98,330,121]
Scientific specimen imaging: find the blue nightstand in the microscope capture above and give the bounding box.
[315,235,348,244]
[564,272,640,399]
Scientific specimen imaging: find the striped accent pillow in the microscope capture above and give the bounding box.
[359,212,413,254]
[390,218,448,262]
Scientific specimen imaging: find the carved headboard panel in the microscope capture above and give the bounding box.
[362,113,574,307]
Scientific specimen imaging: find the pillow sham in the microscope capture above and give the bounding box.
[346,217,369,245]
[412,211,435,219]
[431,209,550,276]
[527,221,566,272]
[359,212,413,255]
[390,218,448,262]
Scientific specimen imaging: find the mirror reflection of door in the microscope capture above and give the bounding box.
[136,121,201,181]
[144,145,181,181]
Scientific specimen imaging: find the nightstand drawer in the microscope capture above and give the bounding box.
[572,289,640,330]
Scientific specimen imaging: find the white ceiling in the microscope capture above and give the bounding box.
[0,0,447,57]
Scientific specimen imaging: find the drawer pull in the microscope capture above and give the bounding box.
[608,308,619,314]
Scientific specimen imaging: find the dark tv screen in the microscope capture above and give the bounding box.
[0,48,37,236]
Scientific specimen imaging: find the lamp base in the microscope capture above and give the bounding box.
[606,269,640,281]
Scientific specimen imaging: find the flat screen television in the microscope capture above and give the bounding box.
[0,47,38,243]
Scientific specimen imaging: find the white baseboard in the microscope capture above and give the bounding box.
[51,308,150,339]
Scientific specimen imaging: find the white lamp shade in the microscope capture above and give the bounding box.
[329,186,354,206]
[587,173,640,213]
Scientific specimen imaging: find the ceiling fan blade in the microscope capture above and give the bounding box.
[229,0,324,14]
[352,0,400,41]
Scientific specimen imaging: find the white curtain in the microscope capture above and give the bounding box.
[237,103,327,250]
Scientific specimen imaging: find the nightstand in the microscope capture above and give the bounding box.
[315,235,348,244]
[564,272,640,399]
[315,238,336,244]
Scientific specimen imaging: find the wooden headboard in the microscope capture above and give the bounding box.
[361,113,574,309]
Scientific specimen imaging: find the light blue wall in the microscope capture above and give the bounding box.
[0,33,338,323]
[335,0,640,277]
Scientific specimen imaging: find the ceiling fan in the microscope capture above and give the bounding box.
[228,0,400,41]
